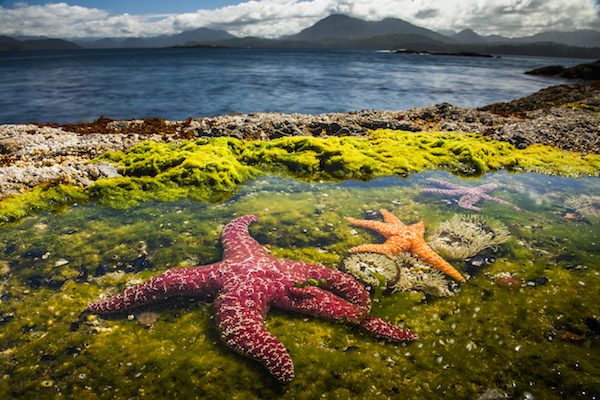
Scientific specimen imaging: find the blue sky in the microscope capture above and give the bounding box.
[1,0,599,38]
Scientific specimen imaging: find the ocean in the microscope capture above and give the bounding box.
[0,47,588,124]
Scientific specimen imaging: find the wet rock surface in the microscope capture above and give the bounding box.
[525,59,600,81]
[1,81,598,197]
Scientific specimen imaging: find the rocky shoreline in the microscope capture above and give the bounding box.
[0,81,598,198]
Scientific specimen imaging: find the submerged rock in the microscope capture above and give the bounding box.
[565,194,600,220]
[495,276,523,288]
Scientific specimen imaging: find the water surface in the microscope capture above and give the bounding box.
[0,48,587,123]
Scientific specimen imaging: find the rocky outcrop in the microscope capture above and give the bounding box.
[560,59,600,80]
[524,65,567,76]
[524,59,600,80]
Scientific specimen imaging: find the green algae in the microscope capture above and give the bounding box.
[0,172,598,399]
[241,130,600,179]
[1,130,599,225]
[563,102,600,113]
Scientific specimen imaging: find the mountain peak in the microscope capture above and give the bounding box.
[290,13,451,43]
[453,28,487,43]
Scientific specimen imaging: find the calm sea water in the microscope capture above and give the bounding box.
[0,48,589,124]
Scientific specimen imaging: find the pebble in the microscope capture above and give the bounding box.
[54,259,69,267]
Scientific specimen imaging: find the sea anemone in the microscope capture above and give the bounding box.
[428,214,510,260]
[565,194,600,220]
[392,254,456,298]
[341,252,457,297]
[340,252,399,291]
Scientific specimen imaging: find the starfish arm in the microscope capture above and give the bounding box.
[215,289,295,383]
[420,188,458,196]
[277,286,369,321]
[348,242,399,255]
[221,215,270,260]
[477,183,499,192]
[278,259,371,309]
[410,221,425,237]
[379,209,405,226]
[410,241,466,282]
[280,287,417,342]
[87,265,220,313]
[345,217,396,237]
[458,194,482,211]
[426,178,463,190]
[482,194,522,211]
[360,316,419,342]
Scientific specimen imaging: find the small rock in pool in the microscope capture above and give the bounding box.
[496,276,522,288]
[54,259,69,267]
[560,331,585,342]
[585,317,600,335]
[526,276,549,287]
[563,212,585,222]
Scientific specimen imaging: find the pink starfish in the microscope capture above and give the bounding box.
[87,215,417,383]
[421,178,521,211]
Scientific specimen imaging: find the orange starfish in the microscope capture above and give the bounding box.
[346,209,466,282]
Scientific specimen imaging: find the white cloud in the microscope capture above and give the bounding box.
[0,0,599,38]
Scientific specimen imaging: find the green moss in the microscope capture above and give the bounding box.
[563,102,600,113]
[1,130,599,224]
[94,138,259,205]
[0,184,86,224]
[242,130,599,179]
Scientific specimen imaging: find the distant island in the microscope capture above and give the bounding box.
[1,14,600,58]
[170,44,227,49]
[393,49,494,58]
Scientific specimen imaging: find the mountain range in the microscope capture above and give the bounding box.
[1,14,599,58]
[450,27,600,47]
[0,36,81,51]
[82,27,235,49]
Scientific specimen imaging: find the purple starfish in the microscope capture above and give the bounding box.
[421,178,521,211]
[87,215,417,383]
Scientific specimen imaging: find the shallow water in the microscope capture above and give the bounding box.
[0,171,599,399]
[0,48,586,123]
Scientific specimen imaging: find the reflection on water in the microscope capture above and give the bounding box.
[0,171,598,398]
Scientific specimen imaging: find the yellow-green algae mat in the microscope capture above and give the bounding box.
[0,129,598,224]
[0,130,599,399]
